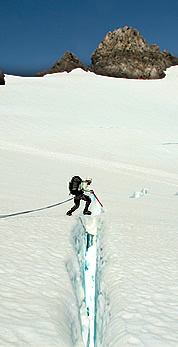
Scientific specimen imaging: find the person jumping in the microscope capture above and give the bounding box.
[66,177,93,216]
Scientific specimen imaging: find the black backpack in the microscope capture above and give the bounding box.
[69,176,82,195]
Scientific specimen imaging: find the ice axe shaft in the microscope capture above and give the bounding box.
[93,192,103,207]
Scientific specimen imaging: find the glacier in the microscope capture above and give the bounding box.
[0,67,178,346]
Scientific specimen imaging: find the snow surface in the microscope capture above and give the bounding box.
[0,67,178,346]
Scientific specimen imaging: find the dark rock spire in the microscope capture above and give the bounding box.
[35,51,86,77]
[88,26,178,79]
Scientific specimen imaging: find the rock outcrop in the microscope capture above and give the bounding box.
[0,70,5,85]
[35,27,178,79]
[89,26,178,79]
[35,50,86,77]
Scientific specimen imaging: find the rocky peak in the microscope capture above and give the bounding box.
[35,27,178,79]
[35,51,86,77]
[89,26,178,79]
[99,26,150,52]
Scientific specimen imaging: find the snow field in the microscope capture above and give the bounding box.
[102,221,178,346]
[0,216,84,346]
[0,67,178,346]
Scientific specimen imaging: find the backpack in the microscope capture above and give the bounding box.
[69,176,82,195]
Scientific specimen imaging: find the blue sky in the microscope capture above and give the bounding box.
[0,0,178,76]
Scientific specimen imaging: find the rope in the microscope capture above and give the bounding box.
[0,196,74,219]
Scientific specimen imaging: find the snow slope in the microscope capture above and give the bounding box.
[0,67,178,346]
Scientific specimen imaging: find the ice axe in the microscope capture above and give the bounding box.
[92,192,103,207]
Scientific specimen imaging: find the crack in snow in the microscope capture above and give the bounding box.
[67,197,106,347]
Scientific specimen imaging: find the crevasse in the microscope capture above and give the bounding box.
[68,198,107,347]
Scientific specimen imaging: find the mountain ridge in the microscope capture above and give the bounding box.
[1,27,178,83]
[35,26,178,80]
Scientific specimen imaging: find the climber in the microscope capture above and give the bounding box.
[66,176,93,216]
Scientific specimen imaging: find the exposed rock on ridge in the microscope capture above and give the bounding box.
[35,50,86,77]
[89,26,178,79]
[35,27,178,79]
[0,70,5,85]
